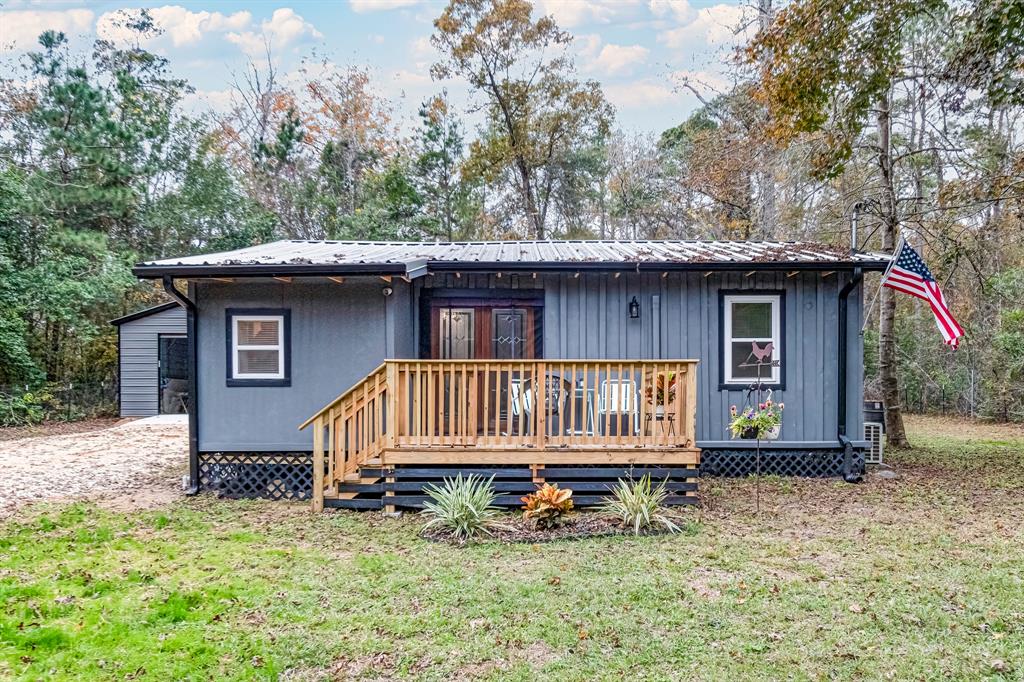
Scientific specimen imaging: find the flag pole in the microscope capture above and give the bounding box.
[861,234,903,331]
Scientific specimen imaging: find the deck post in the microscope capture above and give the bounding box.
[535,361,547,449]
[384,361,399,514]
[385,361,398,451]
[685,365,698,448]
[312,416,324,513]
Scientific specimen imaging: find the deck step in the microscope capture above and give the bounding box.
[381,494,698,508]
[385,480,697,494]
[326,463,701,512]
[324,498,383,510]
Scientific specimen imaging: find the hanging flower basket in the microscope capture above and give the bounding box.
[729,401,784,440]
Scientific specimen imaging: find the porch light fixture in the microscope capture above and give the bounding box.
[628,296,640,319]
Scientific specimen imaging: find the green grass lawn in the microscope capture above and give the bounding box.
[2,416,1023,680]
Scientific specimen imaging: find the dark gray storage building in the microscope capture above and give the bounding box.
[112,302,188,417]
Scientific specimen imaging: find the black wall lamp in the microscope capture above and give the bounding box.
[628,296,640,319]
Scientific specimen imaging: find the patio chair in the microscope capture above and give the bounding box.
[597,379,640,436]
[508,375,570,436]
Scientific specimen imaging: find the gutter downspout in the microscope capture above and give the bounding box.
[837,266,864,483]
[162,275,200,495]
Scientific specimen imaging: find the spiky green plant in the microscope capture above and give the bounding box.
[602,474,681,535]
[421,474,503,542]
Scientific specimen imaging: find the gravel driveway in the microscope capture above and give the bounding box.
[0,415,188,518]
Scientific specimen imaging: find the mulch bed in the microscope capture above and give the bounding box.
[0,417,121,442]
[421,512,678,545]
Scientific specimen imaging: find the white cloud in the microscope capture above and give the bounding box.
[96,6,251,47]
[591,43,649,76]
[532,0,644,28]
[576,33,603,60]
[648,0,694,23]
[0,8,94,52]
[349,0,423,13]
[604,79,682,110]
[657,4,749,50]
[225,8,323,57]
[181,87,236,116]
[369,34,385,44]
[391,67,433,90]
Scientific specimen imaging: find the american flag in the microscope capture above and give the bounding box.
[881,237,964,349]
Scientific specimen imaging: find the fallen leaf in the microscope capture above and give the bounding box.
[848,603,864,614]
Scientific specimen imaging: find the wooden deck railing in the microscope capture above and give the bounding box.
[302,359,699,510]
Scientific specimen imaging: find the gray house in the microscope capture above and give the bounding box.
[111,302,187,417]
[133,240,889,510]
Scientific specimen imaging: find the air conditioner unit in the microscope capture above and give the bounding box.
[864,421,884,465]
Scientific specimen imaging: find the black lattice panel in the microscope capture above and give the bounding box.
[198,452,313,500]
[699,450,865,478]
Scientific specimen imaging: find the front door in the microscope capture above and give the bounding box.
[427,297,543,437]
[430,301,540,360]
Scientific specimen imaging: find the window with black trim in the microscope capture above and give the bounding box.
[226,309,290,386]
[722,294,782,385]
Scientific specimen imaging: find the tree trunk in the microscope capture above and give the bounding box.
[876,91,910,448]
[755,0,778,238]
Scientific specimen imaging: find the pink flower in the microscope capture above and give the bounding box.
[777,402,785,410]
[765,399,773,407]
[759,402,766,410]
[730,405,737,416]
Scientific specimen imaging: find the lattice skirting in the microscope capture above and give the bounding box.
[198,452,314,500]
[699,449,865,478]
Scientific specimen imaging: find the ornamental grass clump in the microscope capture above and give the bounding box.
[602,474,681,535]
[521,483,574,530]
[421,474,503,542]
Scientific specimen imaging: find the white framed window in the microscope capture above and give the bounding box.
[228,310,289,384]
[723,294,782,385]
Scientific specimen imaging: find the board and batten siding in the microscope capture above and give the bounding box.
[192,271,864,452]
[194,279,414,452]
[418,270,864,446]
[118,304,186,417]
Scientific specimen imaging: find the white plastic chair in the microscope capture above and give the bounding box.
[597,379,640,436]
[509,379,533,434]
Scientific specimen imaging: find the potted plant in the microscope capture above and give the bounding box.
[644,372,677,418]
[728,400,784,440]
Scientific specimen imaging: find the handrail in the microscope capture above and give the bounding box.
[299,361,387,430]
[306,359,700,511]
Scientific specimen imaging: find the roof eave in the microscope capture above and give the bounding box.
[109,301,181,326]
[425,259,891,273]
[131,262,412,279]
[133,257,891,279]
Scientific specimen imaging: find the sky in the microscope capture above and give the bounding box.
[0,0,751,134]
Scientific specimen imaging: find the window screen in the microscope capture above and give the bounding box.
[723,295,781,384]
[232,314,285,380]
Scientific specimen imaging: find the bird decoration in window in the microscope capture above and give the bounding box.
[739,341,778,368]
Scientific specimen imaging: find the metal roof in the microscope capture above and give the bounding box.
[110,301,181,326]
[134,239,890,278]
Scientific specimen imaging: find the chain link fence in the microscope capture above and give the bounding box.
[0,381,118,426]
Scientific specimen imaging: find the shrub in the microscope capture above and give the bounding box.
[0,389,49,426]
[522,483,574,530]
[421,474,503,542]
[602,474,680,535]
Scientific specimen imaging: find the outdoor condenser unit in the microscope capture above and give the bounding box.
[863,422,884,465]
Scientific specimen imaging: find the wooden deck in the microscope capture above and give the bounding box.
[300,359,700,511]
